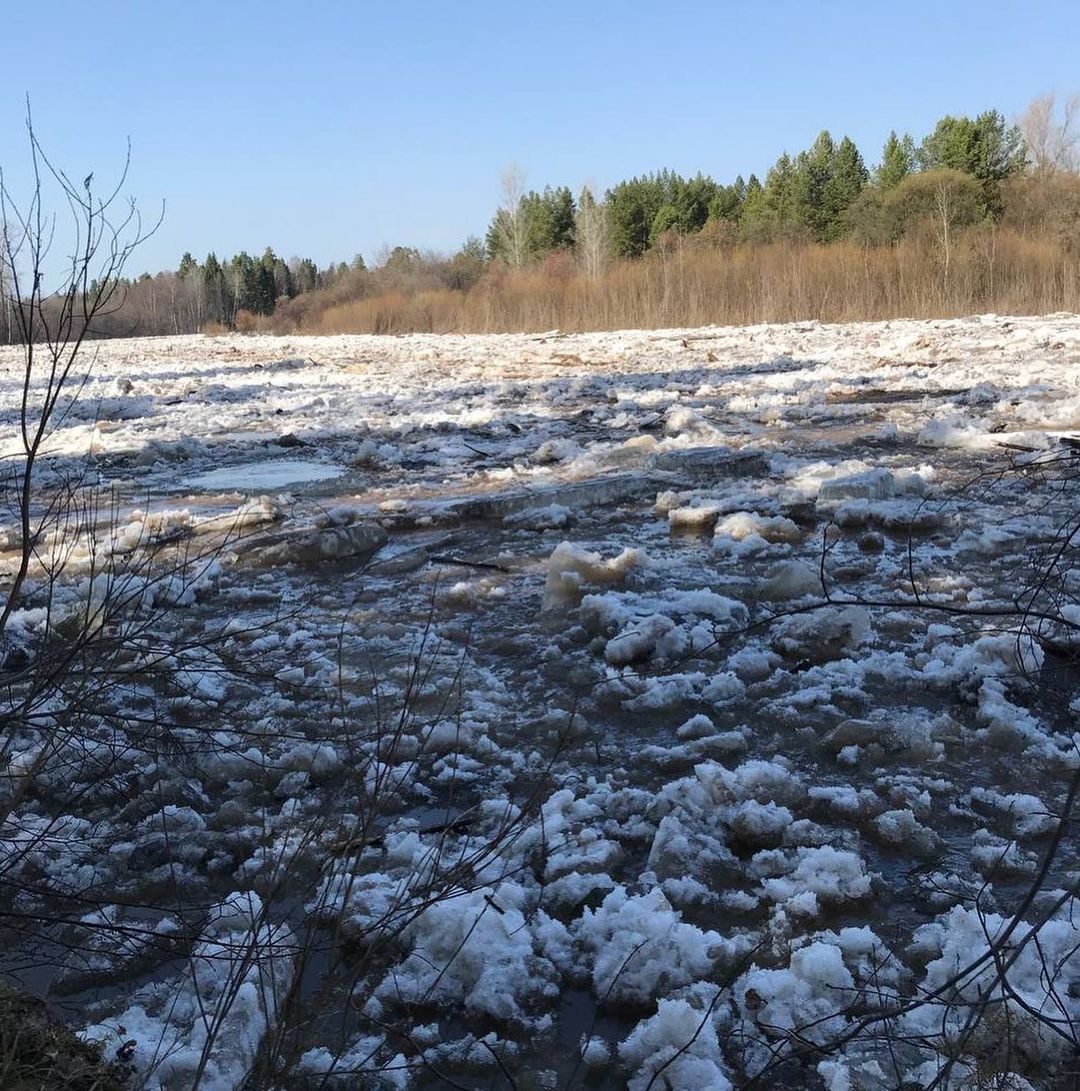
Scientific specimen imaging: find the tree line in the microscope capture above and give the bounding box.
[2,93,1077,342]
[486,109,1030,267]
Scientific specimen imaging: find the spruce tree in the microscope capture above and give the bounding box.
[707,180,743,223]
[674,174,718,234]
[649,204,680,245]
[524,186,576,256]
[920,111,1025,216]
[738,174,767,239]
[201,253,232,326]
[792,130,836,241]
[550,187,577,250]
[257,248,283,312]
[876,131,915,190]
[229,252,258,315]
[607,175,669,257]
[760,154,800,239]
[821,136,869,240]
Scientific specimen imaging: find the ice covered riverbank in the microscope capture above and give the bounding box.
[2,314,1080,1090]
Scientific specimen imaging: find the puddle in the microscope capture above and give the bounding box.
[180,459,345,491]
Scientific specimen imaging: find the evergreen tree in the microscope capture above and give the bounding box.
[255,248,281,314]
[649,203,681,244]
[485,208,513,263]
[487,186,576,265]
[201,252,233,326]
[229,252,259,314]
[756,154,800,239]
[821,136,869,240]
[919,110,1025,216]
[792,130,836,239]
[673,174,718,234]
[606,178,654,258]
[546,186,577,251]
[919,115,979,173]
[876,131,915,190]
[606,174,674,257]
[738,175,767,238]
[177,252,198,279]
[708,177,745,223]
[969,110,1027,214]
[520,186,576,258]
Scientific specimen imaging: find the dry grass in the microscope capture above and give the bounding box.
[0,984,131,1091]
[271,229,1080,336]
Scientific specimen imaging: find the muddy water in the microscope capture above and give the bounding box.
[261,429,1076,1080]
[316,416,1072,1077]
[6,355,1079,1088]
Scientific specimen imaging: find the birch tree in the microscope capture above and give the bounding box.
[576,185,608,279]
[1020,92,1080,177]
[491,164,528,268]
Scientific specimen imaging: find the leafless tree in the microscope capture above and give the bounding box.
[0,110,263,1085]
[0,106,162,643]
[493,163,529,269]
[1019,91,1080,178]
[0,221,12,345]
[931,172,975,292]
[576,185,609,280]
[0,116,566,1090]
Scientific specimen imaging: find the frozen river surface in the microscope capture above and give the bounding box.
[2,316,1080,1090]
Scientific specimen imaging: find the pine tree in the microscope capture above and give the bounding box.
[708,177,745,223]
[606,175,667,257]
[821,136,869,240]
[792,130,836,240]
[876,131,915,190]
[759,153,800,238]
[649,204,680,245]
[738,175,767,239]
[201,252,233,326]
[919,110,1025,215]
[521,186,576,258]
[919,115,981,178]
[673,174,718,234]
[970,110,1027,214]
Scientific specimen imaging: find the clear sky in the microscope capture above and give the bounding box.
[2,0,1077,273]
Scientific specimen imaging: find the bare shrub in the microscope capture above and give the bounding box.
[0,116,567,1091]
[277,225,1080,337]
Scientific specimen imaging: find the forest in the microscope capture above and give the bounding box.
[4,95,1079,340]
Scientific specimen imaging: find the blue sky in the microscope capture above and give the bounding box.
[2,0,1077,273]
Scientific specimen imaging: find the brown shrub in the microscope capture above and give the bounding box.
[270,227,1080,336]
